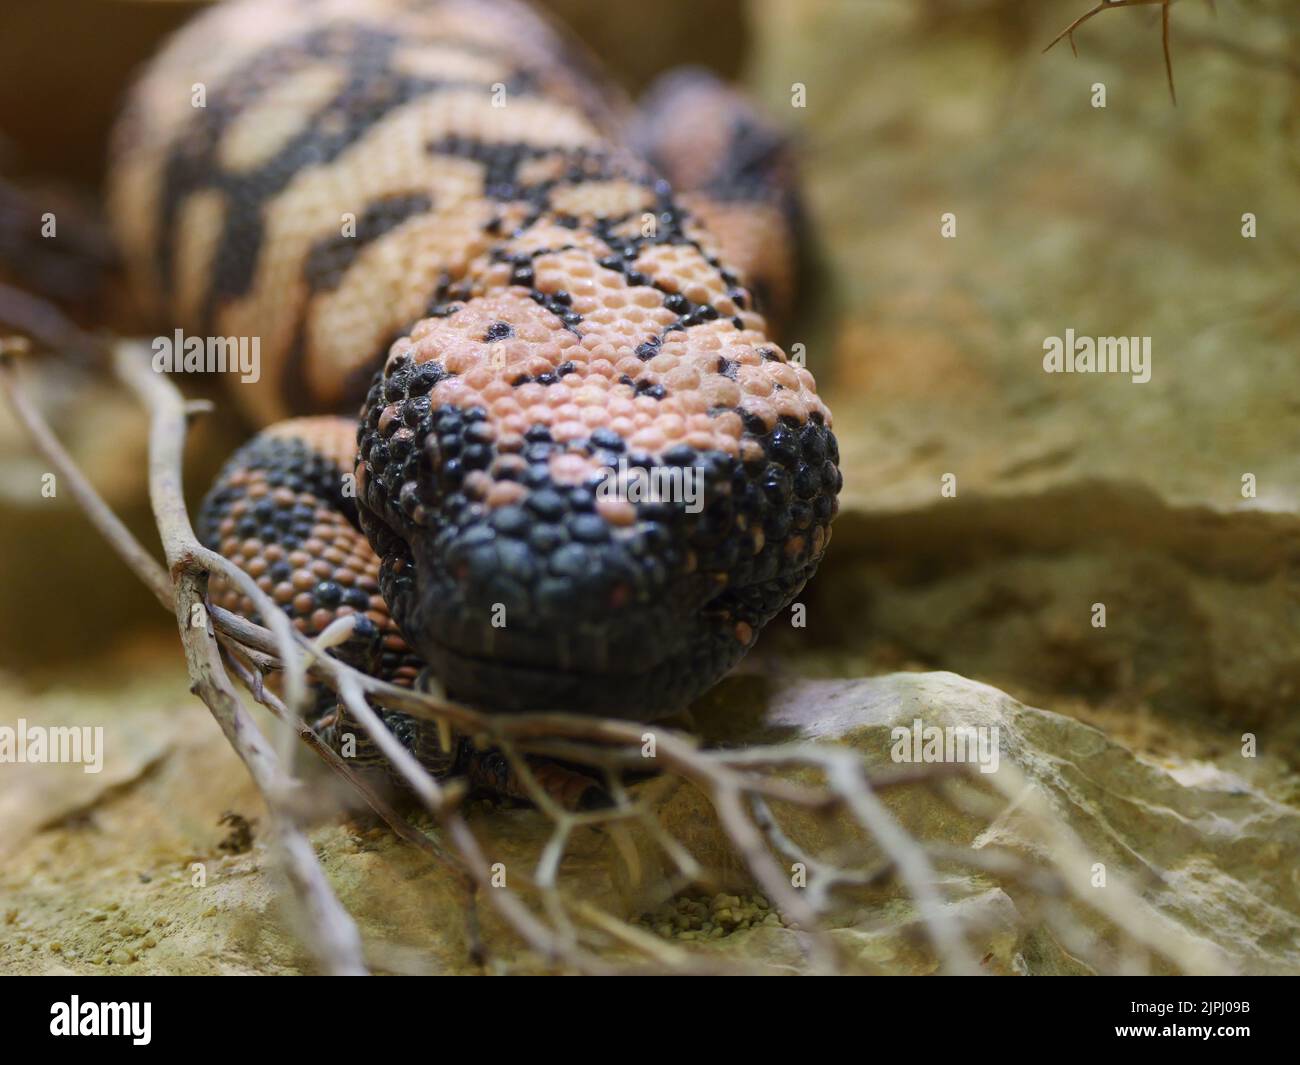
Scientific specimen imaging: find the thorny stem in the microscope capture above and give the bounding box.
[1044,0,1183,104]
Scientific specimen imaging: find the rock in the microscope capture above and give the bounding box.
[720,672,1300,974]
[741,0,1300,739]
[4,657,1295,974]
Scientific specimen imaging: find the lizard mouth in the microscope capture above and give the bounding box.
[408,609,749,719]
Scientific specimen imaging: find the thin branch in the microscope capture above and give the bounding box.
[5,287,1224,973]
[0,342,172,608]
[1044,0,1182,104]
[172,565,367,975]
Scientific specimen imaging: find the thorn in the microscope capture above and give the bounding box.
[1163,1,1177,104]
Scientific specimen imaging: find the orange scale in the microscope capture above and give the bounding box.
[701,378,742,408]
[582,309,616,328]
[630,288,662,309]
[628,428,667,452]
[740,399,777,430]
[463,471,492,499]
[613,357,643,380]
[768,363,801,390]
[575,384,610,405]
[665,367,701,391]
[500,414,528,436]
[579,405,613,427]
[549,452,593,483]
[486,481,528,507]
[673,394,704,417]
[686,431,720,451]
[482,262,512,286]
[492,453,528,477]
[481,379,514,402]
[655,414,687,437]
[595,498,636,527]
[440,349,475,375]
[515,381,550,405]
[525,403,556,424]
[379,403,405,434]
[739,372,774,398]
[610,416,637,436]
[772,392,809,421]
[551,421,587,442]
[466,366,502,390]
[490,394,523,420]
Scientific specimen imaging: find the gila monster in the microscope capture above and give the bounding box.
[107,0,840,799]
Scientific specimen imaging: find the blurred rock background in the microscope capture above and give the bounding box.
[0,0,1297,974]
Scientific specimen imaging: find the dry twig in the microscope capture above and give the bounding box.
[1,294,1230,974]
[1044,0,1185,103]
